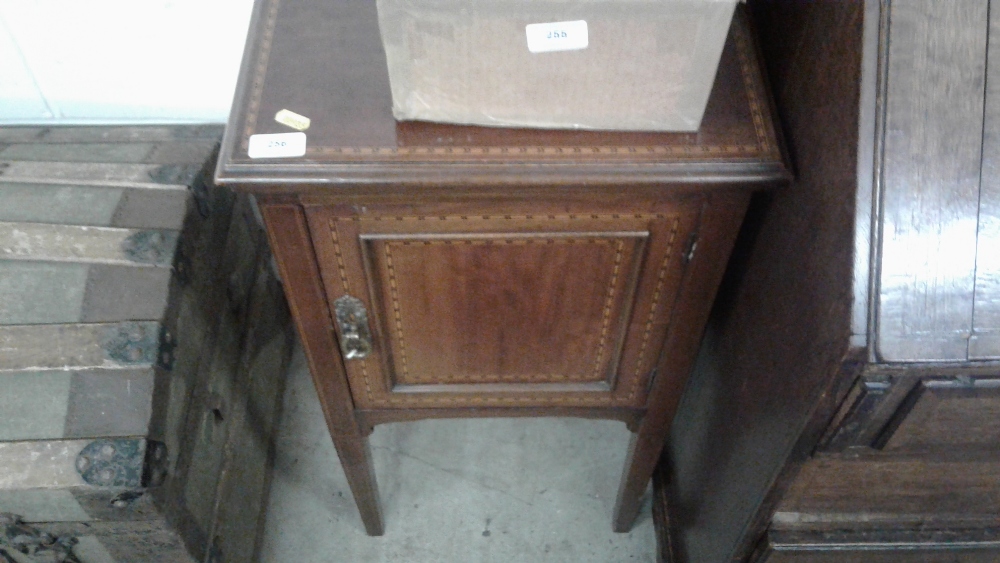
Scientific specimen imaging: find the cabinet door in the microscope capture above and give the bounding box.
[306,199,701,410]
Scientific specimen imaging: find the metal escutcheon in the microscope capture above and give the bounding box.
[333,295,373,360]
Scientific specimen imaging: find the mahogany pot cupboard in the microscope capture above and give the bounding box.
[217,0,789,535]
[215,0,787,536]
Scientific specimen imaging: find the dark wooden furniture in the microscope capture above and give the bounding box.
[654,0,1000,561]
[215,0,787,536]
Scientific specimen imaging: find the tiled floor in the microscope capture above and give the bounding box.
[258,346,657,562]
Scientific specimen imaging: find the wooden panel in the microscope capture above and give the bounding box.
[259,202,385,535]
[662,1,865,561]
[0,161,195,188]
[0,440,113,489]
[766,453,1000,561]
[758,530,1000,563]
[176,198,266,541]
[0,222,177,266]
[0,183,188,230]
[816,374,1000,452]
[362,232,646,389]
[0,143,154,163]
[308,202,701,410]
[881,378,1000,452]
[876,0,989,361]
[775,457,1000,527]
[0,125,223,144]
[0,262,172,325]
[0,322,160,372]
[211,254,294,563]
[150,191,295,559]
[816,375,917,451]
[24,520,196,563]
[971,6,1000,359]
[761,551,1000,563]
[215,0,787,186]
[850,0,883,343]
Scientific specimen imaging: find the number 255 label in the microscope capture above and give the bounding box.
[526,20,588,53]
[248,132,307,159]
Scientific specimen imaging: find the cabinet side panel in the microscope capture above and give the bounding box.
[876,0,989,362]
[664,2,864,562]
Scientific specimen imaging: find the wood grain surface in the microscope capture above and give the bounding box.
[215,0,786,186]
[306,201,701,410]
[774,456,1000,526]
[971,4,1000,360]
[876,0,989,362]
[260,203,385,536]
[661,2,865,561]
[880,378,1000,453]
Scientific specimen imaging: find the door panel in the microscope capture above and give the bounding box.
[360,231,647,390]
[876,0,989,362]
[307,201,701,409]
[971,5,1000,360]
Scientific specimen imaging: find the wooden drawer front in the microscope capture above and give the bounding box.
[764,456,1000,563]
[882,378,1000,453]
[307,202,701,409]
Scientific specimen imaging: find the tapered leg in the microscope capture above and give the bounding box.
[260,203,385,535]
[613,194,751,532]
[613,431,663,532]
[332,432,384,536]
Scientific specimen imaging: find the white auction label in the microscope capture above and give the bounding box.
[247,132,307,159]
[525,20,588,53]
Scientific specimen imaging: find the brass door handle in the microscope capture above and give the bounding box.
[333,295,373,360]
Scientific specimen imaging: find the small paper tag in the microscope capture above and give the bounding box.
[275,109,311,131]
[247,132,307,159]
[525,20,588,53]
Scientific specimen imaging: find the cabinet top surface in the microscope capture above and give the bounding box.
[216,0,787,188]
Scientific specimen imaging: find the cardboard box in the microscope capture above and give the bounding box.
[376,0,739,131]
